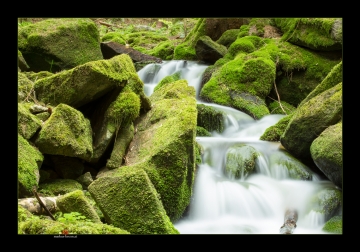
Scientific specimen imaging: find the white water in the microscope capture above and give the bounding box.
[137,60,335,234]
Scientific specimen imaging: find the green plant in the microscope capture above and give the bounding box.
[56,212,91,223]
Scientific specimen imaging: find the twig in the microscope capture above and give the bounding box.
[32,187,56,220]
[273,56,287,115]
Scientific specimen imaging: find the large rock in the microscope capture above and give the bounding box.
[33,54,140,109]
[280,83,342,162]
[18,134,43,198]
[273,18,342,51]
[195,35,227,64]
[225,144,258,179]
[310,121,342,188]
[56,190,101,223]
[88,167,179,234]
[34,103,93,161]
[126,80,198,221]
[18,18,103,72]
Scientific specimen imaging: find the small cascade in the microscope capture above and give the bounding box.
[137,60,336,234]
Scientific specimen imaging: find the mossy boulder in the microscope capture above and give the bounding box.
[18,205,33,222]
[76,172,93,190]
[18,217,130,234]
[260,113,293,142]
[101,31,127,45]
[225,144,259,179]
[125,80,198,222]
[270,42,341,107]
[56,190,101,223]
[322,215,342,234]
[154,71,181,92]
[88,167,179,234]
[18,18,103,73]
[148,40,175,60]
[196,126,211,137]
[126,31,170,54]
[269,150,314,180]
[38,179,83,196]
[23,71,54,82]
[280,83,342,162]
[309,186,342,221]
[195,35,227,64]
[300,61,342,107]
[18,134,43,198]
[197,103,225,133]
[33,54,139,109]
[216,29,240,48]
[200,37,276,119]
[18,103,42,140]
[273,18,342,51]
[34,103,93,161]
[310,121,342,188]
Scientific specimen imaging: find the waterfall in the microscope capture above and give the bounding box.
[138,60,335,234]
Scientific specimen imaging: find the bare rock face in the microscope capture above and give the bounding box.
[101,41,162,63]
[280,209,298,234]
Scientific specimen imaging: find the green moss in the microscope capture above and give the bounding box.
[196,126,211,137]
[322,215,342,234]
[18,204,34,222]
[225,144,259,179]
[173,18,206,60]
[18,18,103,72]
[19,218,130,234]
[148,40,175,60]
[216,29,240,48]
[33,54,137,108]
[89,167,179,234]
[197,104,225,133]
[268,100,296,115]
[56,190,101,223]
[38,179,83,196]
[154,71,181,92]
[260,113,293,142]
[34,103,93,161]
[101,31,126,45]
[18,133,43,197]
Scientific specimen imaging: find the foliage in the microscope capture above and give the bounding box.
[56,212,91,224]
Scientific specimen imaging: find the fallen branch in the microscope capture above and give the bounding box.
[98,21,122,29]
[32,187,56,220]
[273,56,287,115]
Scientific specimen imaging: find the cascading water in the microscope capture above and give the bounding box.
[137,60,338,234]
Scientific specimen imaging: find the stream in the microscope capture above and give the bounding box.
[137,60,336,234]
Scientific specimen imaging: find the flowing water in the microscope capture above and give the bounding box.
[138,60,337,234]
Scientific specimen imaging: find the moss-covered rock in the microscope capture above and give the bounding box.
[300,61,342,107]
[260,113,293,142]
[38,179,83,196]
[280,83,342,162]
[310,121,342,188]
[196,126,212,137]
[76,172,93,190]
[216,29,240,48]
[18,217,130,234]
[23,71,54,82]
[125,80,198,222]
[106,122,135,169]
[268,100,296,115]
[148,40,175,60]
[18,204,34,223]
[101,31,127,45]
[195,35,227,64]
[18,18,103,72]
[197,104,225,133]
[273,18,342,51]
[269,150,314,180]
[322,215,342,234]
[33,54,138,108]
[56,190,101,223]
[154,71,181,92]
[309,186,342,221]
[34,103,93,161]
[225,144,259,179]
[18,102,42,140]
[88,167,179,234]
[18,133,43,197]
